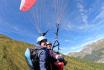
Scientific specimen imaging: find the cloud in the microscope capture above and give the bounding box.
[77,0,88,26]
[0,17,36,38]
[62,0,90,31]
[64,39,70,42]
[63,22,89,31]
[62,45,83,54]
[93,5,104,25]
[76,34,104,49]
[62,33,104,54]
[62,0,104,32]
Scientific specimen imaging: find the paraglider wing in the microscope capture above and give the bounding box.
[20,0,36,12]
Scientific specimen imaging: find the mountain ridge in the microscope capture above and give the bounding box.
[69,39,104,63]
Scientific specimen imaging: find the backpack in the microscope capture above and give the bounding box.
[29,48,40,70]
[29,48,52,70]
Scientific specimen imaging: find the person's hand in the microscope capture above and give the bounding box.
[55,54,64,61]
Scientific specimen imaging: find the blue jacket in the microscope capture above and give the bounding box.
[25,46,49,70]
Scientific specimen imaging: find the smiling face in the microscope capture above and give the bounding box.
[40,40,47,48]
[47,44,52,49]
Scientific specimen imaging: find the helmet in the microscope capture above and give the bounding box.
[37,36,47,44]
[46,41,52,45]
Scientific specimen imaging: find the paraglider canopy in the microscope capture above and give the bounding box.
[20,0,37,12]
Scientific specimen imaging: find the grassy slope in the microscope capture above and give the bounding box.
[0,34,32,70]
[64,56,104,70]
[0,34,104,70]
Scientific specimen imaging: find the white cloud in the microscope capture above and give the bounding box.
[77,0,88,26]
[63,22,89,31]
[62,1,104,32]
[62,0,90,31]
[76,34,104,49]
[0,17,36,38]
[63,33,104,54]
[93,5,104,25]
[65,39,70,42]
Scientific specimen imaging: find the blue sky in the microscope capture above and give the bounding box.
[0,0,104,54]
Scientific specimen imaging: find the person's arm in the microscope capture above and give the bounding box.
[39,50,47,70]
[24,48,33,67]
[50,50,57,59]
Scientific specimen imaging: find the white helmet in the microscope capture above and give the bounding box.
[37,36,47,44]
[46,41,52,45]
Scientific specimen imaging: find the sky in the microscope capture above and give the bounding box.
[0,0,104,54]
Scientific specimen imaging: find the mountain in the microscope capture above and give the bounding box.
[69,39,104,63]
[0,34,104,70]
